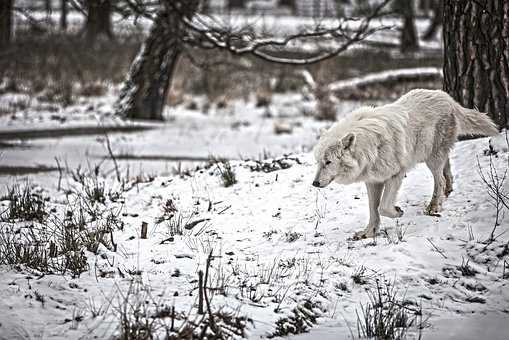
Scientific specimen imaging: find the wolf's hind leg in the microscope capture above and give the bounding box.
[379,172,405,218]
[443,158,453,197]
[354,182,383,240]
[425,155,447,215]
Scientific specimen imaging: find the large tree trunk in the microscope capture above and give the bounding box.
[422,0,443,41]
[443,0,509,129]
[115,9,187,120]
[396,0,419,53]
[84,0,113,44]
[0,0,13,50]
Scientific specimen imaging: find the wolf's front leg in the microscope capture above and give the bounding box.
[354,182,383,240]
[379,172,405,218]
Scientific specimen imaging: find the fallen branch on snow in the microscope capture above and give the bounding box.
[328,67,443,93]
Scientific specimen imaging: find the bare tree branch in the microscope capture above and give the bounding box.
[174,0,393,65]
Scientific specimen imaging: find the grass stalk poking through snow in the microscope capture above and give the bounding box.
[214,159,237,187]
[1,183,47,222]
[356,279,425,340]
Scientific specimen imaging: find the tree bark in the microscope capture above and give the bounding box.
[115,9,187,120]
[0,0,13,49]
[443,0,509,129]
[423,0,443,41]
[396,0,419,53]
[45,0,52,15]
[84,0,113,44]
[61,0,68,31]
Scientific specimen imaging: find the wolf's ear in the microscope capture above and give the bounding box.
[341,133,356,150]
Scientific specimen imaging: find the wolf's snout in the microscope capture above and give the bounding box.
[312,180,321,188]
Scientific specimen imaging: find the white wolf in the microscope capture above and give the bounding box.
[312,89,499,239]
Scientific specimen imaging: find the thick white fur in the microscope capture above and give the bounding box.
[313,89,499,239]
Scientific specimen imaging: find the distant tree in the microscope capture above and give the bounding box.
[45,0,52,16]
[84,0,113,44]
[0,0,13,49]
[395,0,419,52]
[422,0,442,41]
[418,0,433,16]
[61,0,68,30]
[280,0,296,13]
[443,0,508,129]
[229,0,245,9]
[115,0,390,120]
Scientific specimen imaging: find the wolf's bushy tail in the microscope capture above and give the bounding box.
[455,106,499,137]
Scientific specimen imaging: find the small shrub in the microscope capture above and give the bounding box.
[0,223,89,277]
[382,222,407,244]
[284,231,302,243]
[458,258,478,277]
[249,156,301,173]
[352,266,371,285]
[356,279,425,340]
[78,82,108,97]
[0,199,119,277]
[262,230,278,240]
[166,213,185,236]
[215,159,237,187]
[155,199,178,224]
[111,277,250,340]
[269,300,320,338]
[70,164,108,205]
[83,177,106,204]
[39,81,74,106]
[335,281,350,292]
[1,184,47,222]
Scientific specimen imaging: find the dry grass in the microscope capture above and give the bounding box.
[0,180,122,277]
[356,279,426,340]
[1,30,443,113]
[1,184,47,222]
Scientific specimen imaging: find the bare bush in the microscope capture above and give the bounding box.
[0,222,89,277]
[269,300,321,338]
[111,253,250,340]
[356,279,425,340]
[0,198,120,277]
[477,133,509,244]
[213,159,237,187]
[1,183,47,222]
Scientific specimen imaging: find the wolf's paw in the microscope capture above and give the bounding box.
[352,228,376,240]
[425,203,442,217]
[379,206,404,218]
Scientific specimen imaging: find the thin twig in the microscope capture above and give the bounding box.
[426,238,447,259]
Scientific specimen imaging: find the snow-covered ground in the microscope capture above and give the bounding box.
[0,86,384,191]
[1,10,505,338]
[0,115,508,339]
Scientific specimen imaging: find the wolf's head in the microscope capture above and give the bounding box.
[312,132,362,188]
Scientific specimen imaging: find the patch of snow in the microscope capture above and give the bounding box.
[0,131,508,339]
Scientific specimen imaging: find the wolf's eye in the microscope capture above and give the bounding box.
[325,160,332,166]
